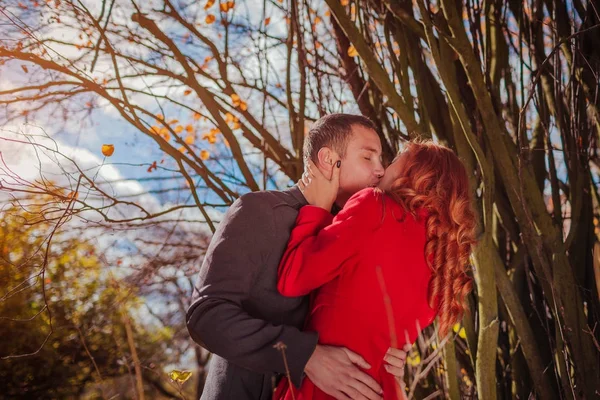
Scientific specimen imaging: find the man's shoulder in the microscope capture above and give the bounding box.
[236,187,303,210]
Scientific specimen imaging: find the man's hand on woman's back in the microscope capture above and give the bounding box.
[305,344,382,400]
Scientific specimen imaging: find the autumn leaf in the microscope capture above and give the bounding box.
[155,113,164,121]
[101,144,114,157]
[314,16,322,24]
[147,161,158,173]
[265,17,271,26]
[204,0,215,8]
[185,124,194,133]
[232,122,241,130]
[230,93,241,106]
[200,150,210,160]
[347,45,358,57]
[168,119,179,125]
[174,125,184,134]
[184,136,194,144]
[193,112,202,120]
[205,14,216,24]
[183,89,192,96]
[239,101,248,111]
[341,0,349,5]
[224,112,234,123]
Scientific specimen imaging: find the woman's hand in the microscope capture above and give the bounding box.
[298,159,341,211]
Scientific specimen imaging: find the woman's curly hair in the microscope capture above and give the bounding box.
[387,140,477,338]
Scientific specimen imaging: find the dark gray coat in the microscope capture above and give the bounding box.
[187,187,318,400]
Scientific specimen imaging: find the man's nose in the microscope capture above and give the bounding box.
[374,162,385,179]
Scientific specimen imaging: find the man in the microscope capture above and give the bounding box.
[187,114,409,400]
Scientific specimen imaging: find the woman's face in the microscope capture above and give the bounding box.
[378,151,408,191]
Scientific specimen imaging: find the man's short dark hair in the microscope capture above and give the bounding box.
[303,114,377,163]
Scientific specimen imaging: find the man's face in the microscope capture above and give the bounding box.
[336,125,384,207]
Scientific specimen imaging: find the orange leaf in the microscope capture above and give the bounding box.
[193,112,201,120]
[101,144,114,157]
[225,112,234,122]
[168,119,179,125]
[232,122,241,130]
[185,124,194,133]
[184,136,194,144]
[156,113,164,121]
[183,89,192,96]
[347,45,358,57]
[314,16,322,24]
[174,125,184,133]
[341,0,349,5]
[204,0,215,8]
[200,150,210,160]
[205,14,216,24]
[239,101,248,111]
[265,17,271,26]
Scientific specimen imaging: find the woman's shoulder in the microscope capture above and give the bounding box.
[345,187,384,210]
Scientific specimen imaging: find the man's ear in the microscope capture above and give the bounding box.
[316,147,339,170]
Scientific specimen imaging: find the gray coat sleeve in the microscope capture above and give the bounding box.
[186,193,318,387]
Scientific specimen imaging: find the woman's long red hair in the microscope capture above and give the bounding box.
[387,141,477,338]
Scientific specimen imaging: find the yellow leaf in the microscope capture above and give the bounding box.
[347,45,358,57]
[150,126,160,134]
[168,119,179,125]
[174,125,184,134]
[183,89,192,96]
[225,112,234,122]
[204,0,215,9]
[239,101,248,111]
[230,93,240,107]
[232,122,241,130]
[407,353,421,367]
[184,136,194,144]
[159,127,169,137]
[314,16,322,24]
[341,0,349,5]
[205,14,216,24]
[185,124,194,133]
[155,113,164,121]
[101,144,115,157]
[193,112,201,120]
[200,150,210,160]
[324,10,331,17]
[265,17,271,26]
[168,370,192,384]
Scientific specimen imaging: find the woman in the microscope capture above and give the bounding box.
[274,141,477,400]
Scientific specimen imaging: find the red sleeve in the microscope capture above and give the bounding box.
[277,188,383,297]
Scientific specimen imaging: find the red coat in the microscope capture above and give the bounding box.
[274,188,437,400]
